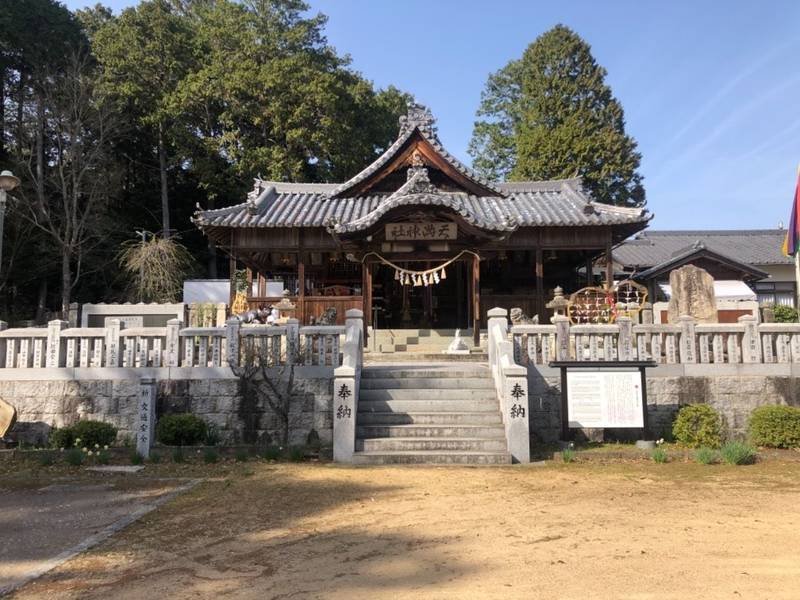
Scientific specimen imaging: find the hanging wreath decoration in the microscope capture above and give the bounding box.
[361,250,479,287]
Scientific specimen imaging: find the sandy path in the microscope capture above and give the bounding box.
[9,461,800,599]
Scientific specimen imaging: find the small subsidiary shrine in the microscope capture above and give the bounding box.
[193,104,650,343]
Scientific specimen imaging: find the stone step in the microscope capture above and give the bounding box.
[359,388,497,401]
[356,412,504,426]
[361,366,491,379]
[356,437,508,452]
[365,353,488,363]
[358,399,498,413]
[360,377,495,390]
[350,450,512,465]
[357,424,506,438]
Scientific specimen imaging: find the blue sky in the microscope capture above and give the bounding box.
[64,0,800,230]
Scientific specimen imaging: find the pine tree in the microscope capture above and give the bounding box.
[469,25,645,207]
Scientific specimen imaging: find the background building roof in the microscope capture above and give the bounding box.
[614,230,791,268]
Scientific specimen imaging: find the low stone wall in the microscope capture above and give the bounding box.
[2,366,334,447]
[527,364,800,444]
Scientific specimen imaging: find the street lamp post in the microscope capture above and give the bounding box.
[0,170,21,275]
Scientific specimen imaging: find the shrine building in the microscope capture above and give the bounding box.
[193,104,651,345]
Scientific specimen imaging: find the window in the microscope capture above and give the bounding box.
[752,281,796,307]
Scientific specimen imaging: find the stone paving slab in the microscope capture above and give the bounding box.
[0,477,199,596]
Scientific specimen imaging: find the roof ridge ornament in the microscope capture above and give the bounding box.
[399,102,437,138]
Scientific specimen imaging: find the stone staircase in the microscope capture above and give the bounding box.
[352,364,511,465]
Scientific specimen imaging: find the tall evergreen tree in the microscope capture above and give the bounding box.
[469,25,645,207]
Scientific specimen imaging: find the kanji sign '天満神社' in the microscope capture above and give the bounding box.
[385,222,457,241]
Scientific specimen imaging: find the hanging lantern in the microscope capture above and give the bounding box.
[441,267,447,280]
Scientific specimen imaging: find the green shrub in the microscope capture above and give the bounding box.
[561,448,576,463]
[261,445,282,461]
[773,304,798,323]
[49,427,74,449]
[288,446,305,462]
[672,404,723,448]
[65,448,84,466]
[749,405,800,448]
[149,451,161,464]
[37,451,55,467]
[203,448,219,464]
[156,414,208,446]
[651,447,668,463]
[49,420,117,449]
[172,447,185,463]
[96,450,111,465]
[720,441,757,465]
[234,448,248,462]
[130,451,144,465]
[694,447,717,465]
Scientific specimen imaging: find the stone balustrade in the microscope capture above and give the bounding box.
[0,318,345,370]
[509,315,800,365]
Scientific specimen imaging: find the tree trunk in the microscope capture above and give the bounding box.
[36,92,45,206]
[35,278,47,324]
[16,71,24,156]
[158,122,170,239]
[61,250,71,318]
[207,198,217,277]
[0,67,5,161]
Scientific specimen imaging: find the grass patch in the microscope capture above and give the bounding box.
[694,447,718,465]
[234,448,248,462]
[203,448,219,464]
[561,448,576,463]
[149,451,161,464]
[130,451,144,466]
[37,451,55,467]
[651,447,668,463]
[96,450,111,465]
[288,446,305,463]
[720,441,757,465]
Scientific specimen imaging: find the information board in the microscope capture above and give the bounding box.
[565,367,644,428]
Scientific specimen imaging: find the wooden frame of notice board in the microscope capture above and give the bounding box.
[550,361,656,441]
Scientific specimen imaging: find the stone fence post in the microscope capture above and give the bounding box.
[553,315,570,361]
[487,307,508,369]
[617,316,633,361]
[165,319,182,367]
[333,309,363,463]
[285,318,299,364]
[225,318,240,367]
[739,315,761,363]
[45,320,67,368]
[105,319,121,367]
[678,315,697,363]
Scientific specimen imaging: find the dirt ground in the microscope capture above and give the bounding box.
[7,458,800,600]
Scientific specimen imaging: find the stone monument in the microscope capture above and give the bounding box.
[667,264,718,324]
[0,398,16,439]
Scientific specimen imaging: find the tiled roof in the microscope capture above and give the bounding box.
[193,103,650,235]
[193,178,650,231]
[633,241,769,281]
[614,230,791,268]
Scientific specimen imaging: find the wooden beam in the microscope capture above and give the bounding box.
[362,262,372,347]
[297,257,305,324]
[535,248,544,318]
[472,254,480,347]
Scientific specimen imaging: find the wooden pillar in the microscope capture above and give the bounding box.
[535,249,544,319]
[228,255,236,310]
[246,268,253,302]
[605,236,613,289]
[472,253,480,347]
[362,261,372,346]
[297,257,305,324]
